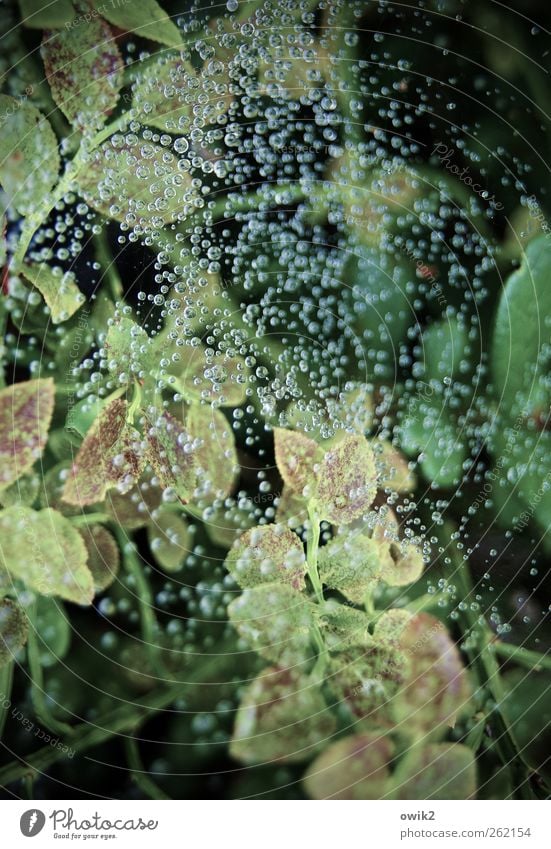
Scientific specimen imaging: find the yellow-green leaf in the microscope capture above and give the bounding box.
[21,262,85,323]
[0,96,60,217]
[77,137,197,227]
[303,733,393,800]
[273,427,321,496]
[0,506,94,605]
[79,524,120,592]
[132,53,195,131]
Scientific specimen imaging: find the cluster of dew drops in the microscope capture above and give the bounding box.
[22,0,547,683]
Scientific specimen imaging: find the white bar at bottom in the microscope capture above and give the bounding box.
[1,799,548,848]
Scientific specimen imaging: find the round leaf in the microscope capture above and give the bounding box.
[225,524,306,591]
[315,435,377,524]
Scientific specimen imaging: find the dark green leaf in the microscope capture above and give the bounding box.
[19,0,75,28]
[90,0,182,47]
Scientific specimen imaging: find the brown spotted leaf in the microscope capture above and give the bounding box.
[315,435,377,524]
[230,667,336,765]
[228,583,315,667]
[396,613,472,734]
[42,13,123,133]
[0,378,55,493]
[225,524,306,591]
[328,642,408,731]
[79,524,120,592]
[391,743,476,800]
[0,597,29,668]
[0,96,60,217]
[62,398,143,506]
[0,506,94,605]
[273,427,321,496]
[144,410,196,503]
[303,733,393,800]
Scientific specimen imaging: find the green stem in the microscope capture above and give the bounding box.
[124,736,171,800]
[114,528,161,671]
[491,641,551,673]
[0,662,14,740]
[69,512,112,528]
[306,502,323,603]
[0,647,232,788]
[26,612,74,738]
[441,523,540,799]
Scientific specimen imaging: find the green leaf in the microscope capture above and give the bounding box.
[62,398,143,506]
[0,471,40,507]
[0,506,94,605]
[390,743,476,800]
[492,236,551,416]
[373,609,412,646]
[91,0,182,47]
[185,404,238,502]
[77,137,197,227]
[400,391,467,488]
[501,668,551,786]
[167,344,249,407]
[0,598,28,669]
[230,667,336,765]
[21,263,85,323]
[318,534,387,604]
[395,612,472,734]
[379,540,425,587]
[273,427,321,496]
[79,524,120,592]
[42,14,123,133]
[315,435,377,524]
[421,317,472,382]
[225,524,306,591]
[0,378,55,493]
[373,439,416,493]
[27,596,71,668]
[228,583,315,666]
[66,395,103,439]
[144,409,196,503]
[132,54,195,131]
[316,601,371,651]
[303,733,393,800]
[0,96,60,217]
[105,315,154,383]
[18,0,75,28]
[147,508,190,573]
